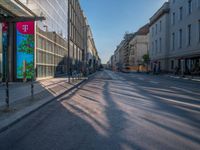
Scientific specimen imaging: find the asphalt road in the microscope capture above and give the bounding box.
[0,70,200,150]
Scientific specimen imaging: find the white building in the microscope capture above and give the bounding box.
[149,0,200,75]
[168,0,200,75]
[149,2,170,72]
[128,24,149,71]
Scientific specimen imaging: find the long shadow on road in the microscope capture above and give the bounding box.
[0,71,200,150]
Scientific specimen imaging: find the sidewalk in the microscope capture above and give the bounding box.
[0,76,87,133]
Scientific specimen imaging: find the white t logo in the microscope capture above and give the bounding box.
[22,25,29,32]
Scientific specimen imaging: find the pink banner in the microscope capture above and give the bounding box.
[16,21,34,35]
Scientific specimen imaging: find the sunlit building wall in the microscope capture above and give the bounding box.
[149,2,170,72]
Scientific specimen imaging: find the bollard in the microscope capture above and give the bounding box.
[31,77,34,98]
[5,78,9,108]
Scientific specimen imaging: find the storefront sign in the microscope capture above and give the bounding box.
[16,21,34,79]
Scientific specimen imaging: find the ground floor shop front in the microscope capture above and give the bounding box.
[150,54,200,76]
[169,55,200,76]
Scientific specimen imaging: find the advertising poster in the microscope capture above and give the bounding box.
[16,21,34,79]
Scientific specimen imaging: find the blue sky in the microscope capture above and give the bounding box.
[80,0,167,63]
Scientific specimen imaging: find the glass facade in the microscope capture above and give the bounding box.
[19,0,69,78]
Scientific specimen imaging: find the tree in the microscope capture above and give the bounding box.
[18,34,34,55]
[142,54,150,73]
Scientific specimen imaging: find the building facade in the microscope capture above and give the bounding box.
[86,25,100,74]
[149,0,200,74]
[168,0,200,75]
[0,0,98,82]
[128,24,149,71]
[22,0,69,78]
[109,26,149,72]
[68,0,86,75]
[149,2,170,73]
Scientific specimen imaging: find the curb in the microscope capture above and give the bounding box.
[0,78,87,133]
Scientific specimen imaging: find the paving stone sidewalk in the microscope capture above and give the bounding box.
[0,77,87,133]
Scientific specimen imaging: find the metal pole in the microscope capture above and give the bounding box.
[31,76,34,98]
[5,77,9,108]
[67,0,71,83]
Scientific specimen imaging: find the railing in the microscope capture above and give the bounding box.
[0,75,84,109]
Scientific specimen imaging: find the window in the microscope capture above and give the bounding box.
[37,37,44,49]
[171,60,174,69]
[152,27,154,37]
[188,24,191,46]
[172,12,175,24]
[172,33,175,50]
[159,38,162,52]
[152,42,154,54]
[188,0,192,15]
[179,7,183,20]
[198,20,200,42]
[155,40,158,53]
[156,24,158,34]
[179,29,182,48]
[160,21,162,31]
[198,0,200,8]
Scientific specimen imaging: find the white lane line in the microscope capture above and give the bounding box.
[170,86,197,93]
[154,95,200,109]
[192,79,200,82]
[169,76,180,79]
[149,81,159,84]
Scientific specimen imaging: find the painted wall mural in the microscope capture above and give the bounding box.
[16,21,35,79]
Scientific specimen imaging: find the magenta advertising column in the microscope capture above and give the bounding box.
[16,21,35,80]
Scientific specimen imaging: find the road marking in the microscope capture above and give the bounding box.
[170,86,198,93]
[192,79,200,82]
[139,78,144,80]
[149,81,159,84]
[154,95,200,109]
[169,76,180,79]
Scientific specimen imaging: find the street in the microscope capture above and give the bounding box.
[0,70,200,150]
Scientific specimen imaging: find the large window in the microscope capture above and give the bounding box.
[187,24,191,46]
[152,27,154,37]
[172,33,175,50]
[198,20,200,42]
[188,0,192,15]
[156,24,158,34]
[198,0,200,8]
[171,60,174,70]
[152,42,154,54]
[172,12,175,25]
[159,38,162,52]
[160,21,162,32]
[179,7,183,21]
[179,29,182,48]
[155,40,158,53]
